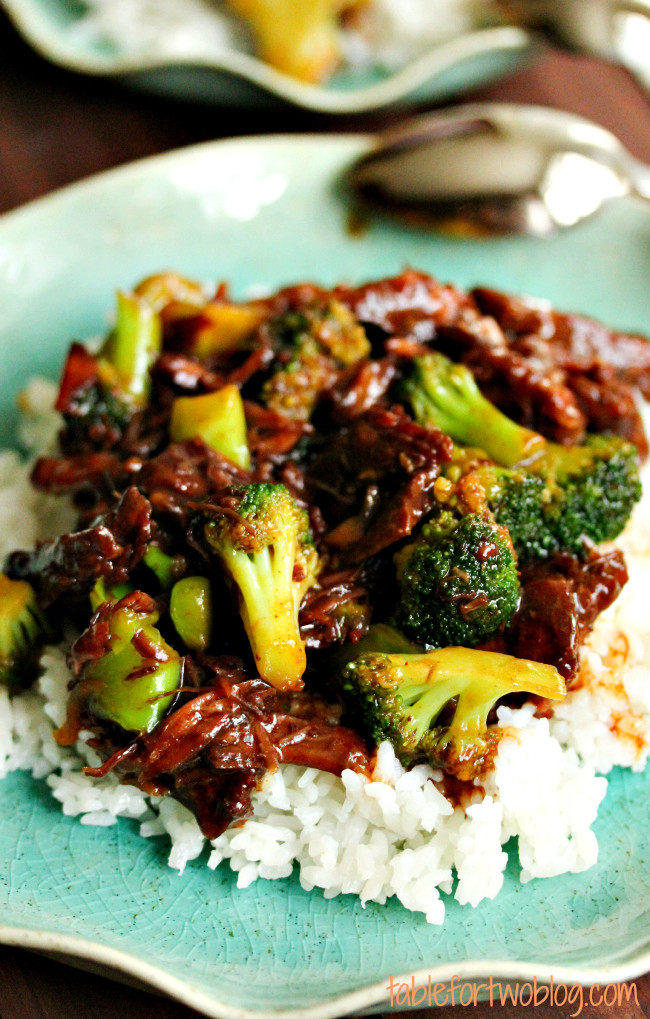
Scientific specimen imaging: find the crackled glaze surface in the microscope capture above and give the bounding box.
[0,137,649,1018]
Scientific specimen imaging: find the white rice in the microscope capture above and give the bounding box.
[0,380,76,561]
[1,384,649,925]
[68,0,483,70]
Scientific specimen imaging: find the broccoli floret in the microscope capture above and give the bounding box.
[346,623,420,656]
[534,435,642,552]
[57,292,163,452]
[0,574,50,689]
[262,300,371,421]
[468,465,555,560]
[196,482,319,691]
[393,511,520,648]
[342,647,565,780]
[405,352,642,555]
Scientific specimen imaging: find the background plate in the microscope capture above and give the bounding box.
[0,0,532,111]
[0,136,649,1018]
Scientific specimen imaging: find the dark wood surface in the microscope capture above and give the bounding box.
[1,9,650,1019]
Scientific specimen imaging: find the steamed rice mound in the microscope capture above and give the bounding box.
[1,386,649,924]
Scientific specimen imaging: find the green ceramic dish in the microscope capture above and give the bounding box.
[0,0,533,111]
[0,136,649,1018]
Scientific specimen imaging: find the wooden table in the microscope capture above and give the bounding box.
[1,9,650,1019]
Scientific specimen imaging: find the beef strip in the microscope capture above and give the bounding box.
[334,269,472,341]
[506,548,629,681]
[472,286,650,455]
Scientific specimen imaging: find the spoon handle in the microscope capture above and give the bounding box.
[620,0,650,16]
[626,158,650,202]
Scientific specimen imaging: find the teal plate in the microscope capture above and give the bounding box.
[0,136,649,1017]
[0,0,532,111]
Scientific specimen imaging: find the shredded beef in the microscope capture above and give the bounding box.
[31,451,125,496]
[326,356,398,421]
[152,351,225,394]
[473,286,650,392]
[137,439,250,526]
[307,405,453,562]
[15,269,648,833]
[299,567,370,648]
[6,487,152,608]
[84,660,370,839]
[436,308,587,446]
[243,401,311,458]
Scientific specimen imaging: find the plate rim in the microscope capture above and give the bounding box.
[2,923,650,1018]
[0,133,370,227]
[0,0,532,112]
[1,131,649,1018]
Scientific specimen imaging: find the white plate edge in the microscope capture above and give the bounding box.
[0,133,369,231]
[2,923,650,1019]
[0,0,532,112]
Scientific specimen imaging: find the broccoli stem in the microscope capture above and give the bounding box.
[405,353,546,467]
[367,648,563,741]
[60,595,182,738]
[143,545,177,591]
[0,575,50,689]
[170,384,251,469]
[170,576,213,651]
[100,291,162,407]
[89,577,133,612]
[223,542,306,691]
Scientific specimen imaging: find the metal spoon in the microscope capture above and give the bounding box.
[347,103,650,237]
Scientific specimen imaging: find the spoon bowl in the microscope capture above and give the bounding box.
[348,103,650,237]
